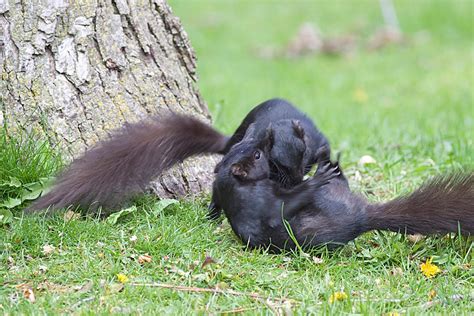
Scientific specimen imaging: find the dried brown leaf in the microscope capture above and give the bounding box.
[138,254,152,265]
[23,288,35,303]
[407,234,424,243]
[201,256,217,268]
[63,210,80,222]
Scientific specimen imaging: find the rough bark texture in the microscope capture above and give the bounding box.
[0,0,219,198]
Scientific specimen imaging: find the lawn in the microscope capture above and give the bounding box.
[1,0,473,314]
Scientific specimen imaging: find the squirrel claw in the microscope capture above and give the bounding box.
[315,160,342,181]
[207,201,222,220]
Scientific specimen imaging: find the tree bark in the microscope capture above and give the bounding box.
[0,0,218,198]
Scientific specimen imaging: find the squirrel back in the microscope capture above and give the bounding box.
[27,115,228,213]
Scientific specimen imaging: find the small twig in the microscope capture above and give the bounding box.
[257,298,281,315]
[217,306,260,314]
[71,296,94,309]
[355,298,402,303]
[129,282,297,304]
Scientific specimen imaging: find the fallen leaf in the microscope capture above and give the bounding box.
[63,210,80,222]
[138,254,152,265]
[358,155,376,166]
[42,244,56,256]
[23,288,35,303]
[201,256,217,268]
[407,234,424,243]
[460,263,471,270]
[312,256,324,264]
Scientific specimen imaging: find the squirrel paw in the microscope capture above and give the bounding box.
[206,201,222,221]
[313,160,341,185]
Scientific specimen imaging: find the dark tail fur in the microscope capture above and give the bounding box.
[27,115,228,212]
[367,172,474,235]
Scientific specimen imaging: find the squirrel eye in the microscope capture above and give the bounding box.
[254,150,261,160]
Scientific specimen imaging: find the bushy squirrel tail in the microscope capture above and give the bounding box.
[27,115,228,213]
[367,172,474,235]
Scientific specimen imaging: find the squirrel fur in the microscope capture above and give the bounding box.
[27,98,328,212]
[210,126,473,251]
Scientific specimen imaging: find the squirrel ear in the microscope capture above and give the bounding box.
[214,160,223,173]
[242,123,256,141]
[315,145,331,163]
[261,127,274,152]
[231,163,247,178]
[292,120,305,140]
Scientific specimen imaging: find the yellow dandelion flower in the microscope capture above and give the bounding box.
[420,257,441,278]
[116,273,129,284]
[385,312,400,316]
[329,291,348,303]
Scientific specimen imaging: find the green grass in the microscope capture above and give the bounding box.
[1,0,473,314]
[0,124,62,215]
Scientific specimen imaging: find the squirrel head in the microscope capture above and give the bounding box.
[215,123,272,181]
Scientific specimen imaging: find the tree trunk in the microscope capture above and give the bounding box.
[0,0,218,198]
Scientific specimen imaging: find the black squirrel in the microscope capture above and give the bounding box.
[223,98,330,186]
[27,98,328,212]
[210,125,341,251]
[210,126,474,251]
